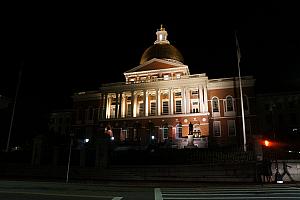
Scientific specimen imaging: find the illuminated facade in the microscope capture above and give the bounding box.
[72,26,256,148]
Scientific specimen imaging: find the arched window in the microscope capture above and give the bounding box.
[212,97,219,113]
[225,96,234,112]
[176,122,182,138]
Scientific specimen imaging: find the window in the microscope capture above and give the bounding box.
[163,74,169,80]
[120,129,128,141]
[243,95,249,111]
[127,103,132,117]
[175,100,182,113]
[162,124,168,139]
[138,102,144,116]
[227,120,236,136]
[176,123,182,138]
[191,100,199,113]
[162,100,169,114]
[174,92,181,97]
[213,121,221,137]
[226,96,234,112]
[212,97,219,112]
[191,90,199,96]
[176,73,181,79]
[150,101,156,116]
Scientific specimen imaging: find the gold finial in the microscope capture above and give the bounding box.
[160,24,165,31]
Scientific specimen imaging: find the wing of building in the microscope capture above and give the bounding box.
[72,26,256,149]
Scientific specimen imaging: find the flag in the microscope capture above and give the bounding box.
[235,31,241,64]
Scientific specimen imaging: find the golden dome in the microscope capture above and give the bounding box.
[140,25,184,65]
[140,43,184,64]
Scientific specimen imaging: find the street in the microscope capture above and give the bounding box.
[0,180,299,200]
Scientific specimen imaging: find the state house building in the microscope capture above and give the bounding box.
[72,26,256,149]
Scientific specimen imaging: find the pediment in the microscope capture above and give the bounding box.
[124,58,187,74]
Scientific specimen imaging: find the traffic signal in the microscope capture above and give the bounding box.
[264,140,270,147]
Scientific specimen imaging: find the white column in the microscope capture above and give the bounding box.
[203,85,208,112]
[144,90,148,117]
[186,88,190,114]
[199,85,204,113]
[115,93,119,118]
[122,93,127,117]
[134,92,138,117]
[102,93,106,119]
[168,89,171,115]
[156,89,161,116]
[170,88,174,115]
[106,94,111,119]
[183,87,187,114]
[118,92,122,118]
[131,91,135,117]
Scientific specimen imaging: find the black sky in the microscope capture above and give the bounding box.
[1,2,300,144]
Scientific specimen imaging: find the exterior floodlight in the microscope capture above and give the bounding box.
[111,136,115,141]
[84,138,89,143]
[151,135,155,140]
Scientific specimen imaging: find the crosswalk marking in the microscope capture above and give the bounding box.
[155,186,300,200]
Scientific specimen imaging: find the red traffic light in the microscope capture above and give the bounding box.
[264,140,270,147]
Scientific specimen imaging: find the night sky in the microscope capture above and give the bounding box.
[1,2,300,145]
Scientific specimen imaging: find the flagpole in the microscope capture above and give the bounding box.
[6,61,23,152]
[235,31,247,152]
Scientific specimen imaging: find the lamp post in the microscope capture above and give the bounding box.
[66,132,74,183]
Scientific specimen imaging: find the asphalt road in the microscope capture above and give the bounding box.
[0,180,299,200]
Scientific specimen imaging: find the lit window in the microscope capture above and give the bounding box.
[150,101,156,116]
[176,123,182,138]
[162,101,169,114]
[175,100,182,113]
[226,96,234,112]
[212,97,219,112]
[162,124,168,139]
[163,75,169,80]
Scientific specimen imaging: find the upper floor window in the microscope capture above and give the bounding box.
[150,101,156,116]
[162,100,169,115]
[175,99,182,113]
[225,96,234,112]
[191,90,199,96]
[174,91,181,97]
[212,97,219,112]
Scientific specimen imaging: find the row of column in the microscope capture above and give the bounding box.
[103,85,208,119]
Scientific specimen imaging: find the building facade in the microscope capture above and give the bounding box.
[72,26,256,149]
